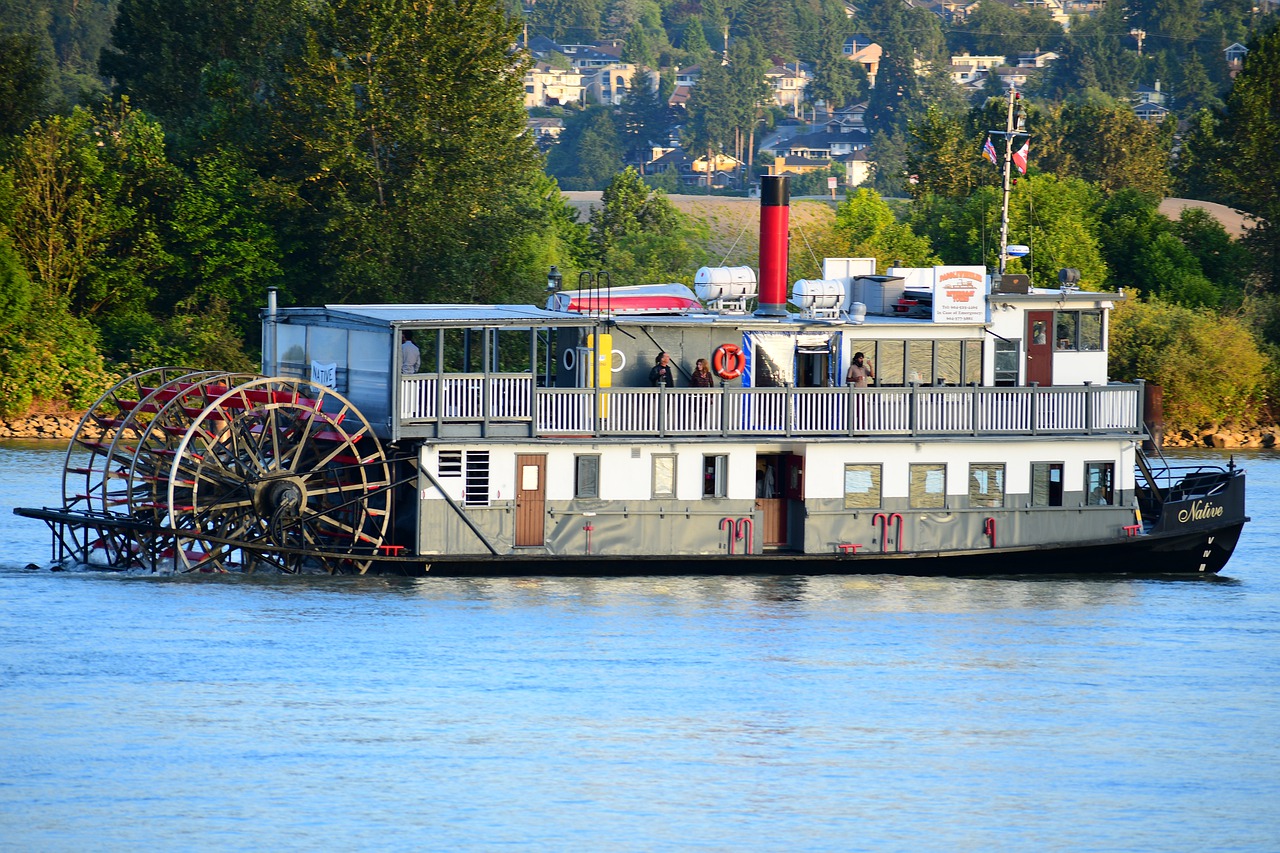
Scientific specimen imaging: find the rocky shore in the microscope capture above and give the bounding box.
[3,412,1278,449]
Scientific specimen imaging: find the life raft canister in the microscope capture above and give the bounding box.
[712,343,745,380]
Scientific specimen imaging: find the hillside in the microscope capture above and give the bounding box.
[564,192,1254,276]
[562,192,839,277]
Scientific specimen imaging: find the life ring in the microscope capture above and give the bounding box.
[611,349,627,372]
[562,348,576,371]
[712,343,745,380]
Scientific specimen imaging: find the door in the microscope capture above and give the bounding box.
[1026,310,1054,387]
[756,454,788,547]
[515,454,546,546]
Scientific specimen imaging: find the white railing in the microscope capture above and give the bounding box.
[405,378,1143,438]
[400,374,533,421]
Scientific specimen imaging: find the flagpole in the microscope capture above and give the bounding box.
[998,86,1017,276]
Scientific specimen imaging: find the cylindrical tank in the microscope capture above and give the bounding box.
[790,278,845,310]
[694,266,757,301]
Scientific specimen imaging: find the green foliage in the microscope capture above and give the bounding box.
[588,167,706,286]
[1109,296,1267,429]
[547,106,624,190]
[0,27,51,138]
[0,292,112,416]
[834,187,939,269]
[906,105,983,200]
[1034,99,1171,196]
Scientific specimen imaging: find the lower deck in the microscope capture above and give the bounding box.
[409,436,1144,561]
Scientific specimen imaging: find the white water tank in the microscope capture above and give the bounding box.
[789,278,846,311]
[694,266,757,302]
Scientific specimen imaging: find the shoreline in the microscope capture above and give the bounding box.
[3,413,1277,450]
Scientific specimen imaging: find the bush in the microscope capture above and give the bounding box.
[1109,296,1269,429]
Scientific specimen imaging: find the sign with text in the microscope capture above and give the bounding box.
[310,360,337,388]
[932,266,987,323]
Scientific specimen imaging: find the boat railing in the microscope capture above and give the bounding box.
[399,378,1142,438]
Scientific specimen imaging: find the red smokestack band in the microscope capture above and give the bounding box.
[756,175,789,316]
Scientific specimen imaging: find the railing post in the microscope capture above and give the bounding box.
[658,385,667,437]
[848,383,856,436]
[909,382,918,436]
[1029,381,1039,434]
[721,384,730,437]
[778,381,788,435]
[971,382,981,436]
[1084,380,1093,434]
[530,380,539,438]
[593,382,601,437]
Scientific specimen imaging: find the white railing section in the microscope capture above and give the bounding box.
[403,378,1143,437]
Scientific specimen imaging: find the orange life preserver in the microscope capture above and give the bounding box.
[712,343,745,380]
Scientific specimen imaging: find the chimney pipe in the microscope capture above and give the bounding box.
[756,174,790,316]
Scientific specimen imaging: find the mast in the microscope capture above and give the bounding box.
[993,86,1026,275]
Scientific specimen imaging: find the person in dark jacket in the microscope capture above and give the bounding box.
[649,352,676,387]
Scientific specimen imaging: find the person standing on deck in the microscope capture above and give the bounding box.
[689,358,714,387]
[846,351,874,387]
[401,330,421,374]
[649,352,676,387]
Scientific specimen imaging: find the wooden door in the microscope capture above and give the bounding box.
[515,454,546,546]
[1026,311,1054,387]
[756,454,788,547]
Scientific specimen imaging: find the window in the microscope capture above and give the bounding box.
[575,455,599,498]
[844,464,882,509]
[652,454,677,499]
[1056,312,1078,350]
[1054,310,1103,352]
[702,455,728,498]
[910,463,946,508]
[969,464,1005,508]
[964,340,982,385]
[1086,461,1114,506]
[464,451,490,506]
[439,450,489,506]
[935,341,962,385]
[1031,462,1064,507]
[907,340,933,384]
[994,338,1019,386]
[1079,311,1103,351]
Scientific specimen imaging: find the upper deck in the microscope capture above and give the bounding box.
[260,277,1136,444]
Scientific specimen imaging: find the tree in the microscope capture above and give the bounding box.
[0,28,51,138]
[547,106,625,190]
[617,70,670,164]
[1043,1,1138,101]
[1207,23,1280,293]
[833,187,939,269]
[1109,297,1267,428]
[588,167,705,286]
[680,17,712,65]
[1035,99,1171,196]
[807,16,864,111]
[906,105,984,200]
[271,0,555,305]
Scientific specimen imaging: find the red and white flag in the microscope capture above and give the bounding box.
[1012,138,1029,174]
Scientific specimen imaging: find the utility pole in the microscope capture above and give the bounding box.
[1130,28,1146,56]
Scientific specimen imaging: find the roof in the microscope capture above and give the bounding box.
[281,304,596,328]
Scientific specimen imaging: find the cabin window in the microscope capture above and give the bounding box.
[464,451,490,506]
[1079,311,1103,351]
[877,341,904,385]
[844,464,881,509]
[994,338,1019,386]
[1031,462,1064,506]
[652,454,677,499]
[1054,310,1103,352]
[439,450,489,505]
[935,340,962,385]
[702,455,728,498]
[1056,312,1078,350]
[575,455,600,498]
[969,464,1005,508]
[1086,461,1114,506]
[907,340,933,384]
[909,463,946,508]
[964,340,982,384]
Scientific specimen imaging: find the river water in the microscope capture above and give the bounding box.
[1,440,1277,851]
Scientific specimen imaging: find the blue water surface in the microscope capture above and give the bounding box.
[1,441,1278,851]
